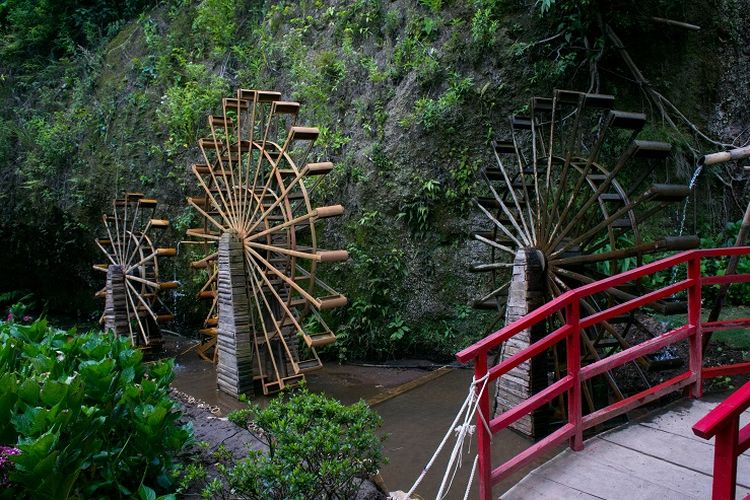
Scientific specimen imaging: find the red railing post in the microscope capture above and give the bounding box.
[712,418,739,499]
[475,352,492,500]
[687,255,703,398]
[693,381,750,499]
[566,299,583,451]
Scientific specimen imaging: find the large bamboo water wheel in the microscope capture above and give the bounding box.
[94,193,176,348]
[185,89,347,396]
[472,90,698,436]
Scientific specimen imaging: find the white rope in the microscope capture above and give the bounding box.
[436,374,491,500]
[463,455,479,500]
[400,372,491,500]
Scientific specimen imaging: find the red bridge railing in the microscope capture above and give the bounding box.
[456,247,750,500]
[693,380,750,499]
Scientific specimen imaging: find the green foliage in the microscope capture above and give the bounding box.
[333,0,384,42]
[193,0,237,56]
[470,9,498,48]
[0,317,191,498]
[391,15,443,84]
[0,0,154,61]
[413,75,474,131]
[413,304,482,356]
[156,63,228,155]
[333,244,407,360]
[213,386,383,499]
[446,149,481,203]
[419,0,442,13]
[398,178,440,233]
[699,220,750,305]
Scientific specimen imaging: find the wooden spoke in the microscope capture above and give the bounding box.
[474,89,697,437]
[185,90,346,396]
[95,195,175,348]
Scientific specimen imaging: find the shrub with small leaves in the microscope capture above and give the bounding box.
[219,386,384,499]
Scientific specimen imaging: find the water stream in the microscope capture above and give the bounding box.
[671,163,704,284]
[167,338,550,498]
[677,162,704,237]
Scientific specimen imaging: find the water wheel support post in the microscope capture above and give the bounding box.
[216,233,254,397]
[104,265,128,337]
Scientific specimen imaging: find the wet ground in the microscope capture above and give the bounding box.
[164,335,554,498]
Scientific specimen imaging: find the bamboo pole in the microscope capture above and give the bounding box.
[700,146,750,166]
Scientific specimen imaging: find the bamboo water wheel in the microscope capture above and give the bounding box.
[94,193,176,348]
[185,89,347,395]
[472,90,698,434]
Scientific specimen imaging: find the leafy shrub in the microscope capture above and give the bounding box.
[156,63,228,155]
[698,220,750,305]
[0,0,154,60]
[414,75,474,131]
[0,318,191,498]
[333,244,407,360]
[209,386,383,499]
[470,8,499,48]
[193,0,237,56]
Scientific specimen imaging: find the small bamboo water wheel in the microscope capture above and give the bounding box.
[94,193,176,348]
[185,89,347,395]
[472,90,698,435]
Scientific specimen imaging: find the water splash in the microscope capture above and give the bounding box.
[677,163,704,237]
[671,163,704,283]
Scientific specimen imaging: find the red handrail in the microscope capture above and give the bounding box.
[456,247,750,500]
[693,380,750,499]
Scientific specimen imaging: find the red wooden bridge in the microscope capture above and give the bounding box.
[457,247,750,500]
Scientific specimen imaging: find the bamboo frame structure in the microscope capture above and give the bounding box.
[185,89,347,395]
[94,193,176,348]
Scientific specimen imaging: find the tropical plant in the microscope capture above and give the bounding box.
[0,316,191,498]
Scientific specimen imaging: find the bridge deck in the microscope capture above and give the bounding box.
[502,397,750,499]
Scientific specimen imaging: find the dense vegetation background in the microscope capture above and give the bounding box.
[1,0,748,360]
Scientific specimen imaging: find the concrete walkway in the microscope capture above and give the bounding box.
[502,398,750,499]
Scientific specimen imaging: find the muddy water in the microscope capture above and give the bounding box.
[168,338,554,498]
[374,369,559,498]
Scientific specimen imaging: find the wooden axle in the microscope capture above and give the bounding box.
[314,204,344,219]
[645,183,691,202]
